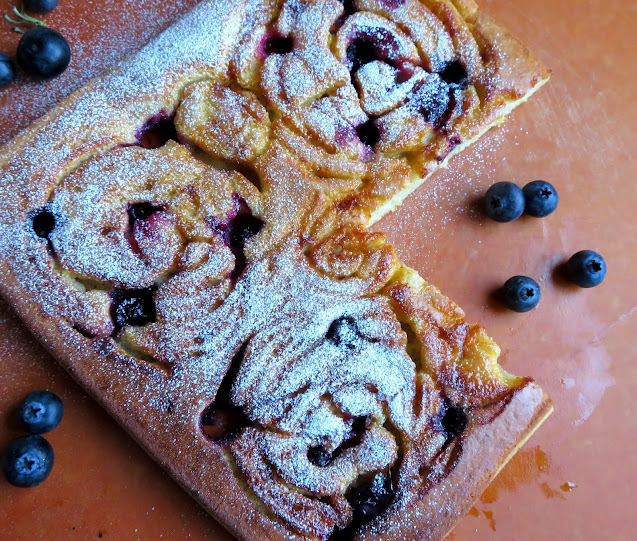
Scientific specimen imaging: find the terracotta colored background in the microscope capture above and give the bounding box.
[0,0,635,539]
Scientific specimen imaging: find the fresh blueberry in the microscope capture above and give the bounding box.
[17,390,63,434]
[523,180,559,218]
[17,26,71,80]
[566,250,606,288]
[0,54,15,88]
[2,435,54,487]
[501,276,541,312]
[484,182,525,222]
[23,0,59,13]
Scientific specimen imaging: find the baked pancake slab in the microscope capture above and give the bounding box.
[0,1,551,540]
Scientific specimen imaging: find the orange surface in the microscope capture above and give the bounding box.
[0,1,635,540]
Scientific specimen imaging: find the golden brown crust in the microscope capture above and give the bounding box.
[355,381,553,541]
[0,1,551,540]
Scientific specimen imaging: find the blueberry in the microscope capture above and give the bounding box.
[410,77,451,126]
[23,0,59,13]
[17,27,71,80]
[223,199,264,280]
[356,118,380,148]
[439,60,468,86]
[136,113,178,149]
[110,287,157,330]
[128,202,162,225]
[348,471,395,522]
[200,405,250,441]
[2,435,54,487]
[523,180,559,218]
[0,54,15,88]
[17,390,63,434]
[346,39,377,74]
[501,276,541,312]
[439,401,467,439]
[307,417,367,468]
[484,182,525,222]
[346,28,398,74]
[31,207,56,239]
[338,0,357,16]
[326,317,360,348]
[307,446,334,467]
[566,250,606,288]
[263,34,294,56]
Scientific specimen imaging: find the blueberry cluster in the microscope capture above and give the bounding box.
[482,181,606,312]
[1,0,69,87]
[484,180,559,222]
[2,390,63,487]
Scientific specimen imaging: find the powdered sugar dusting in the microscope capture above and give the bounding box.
[374,124,509,262]
[0,0,548,538]
[0,0,201,145]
